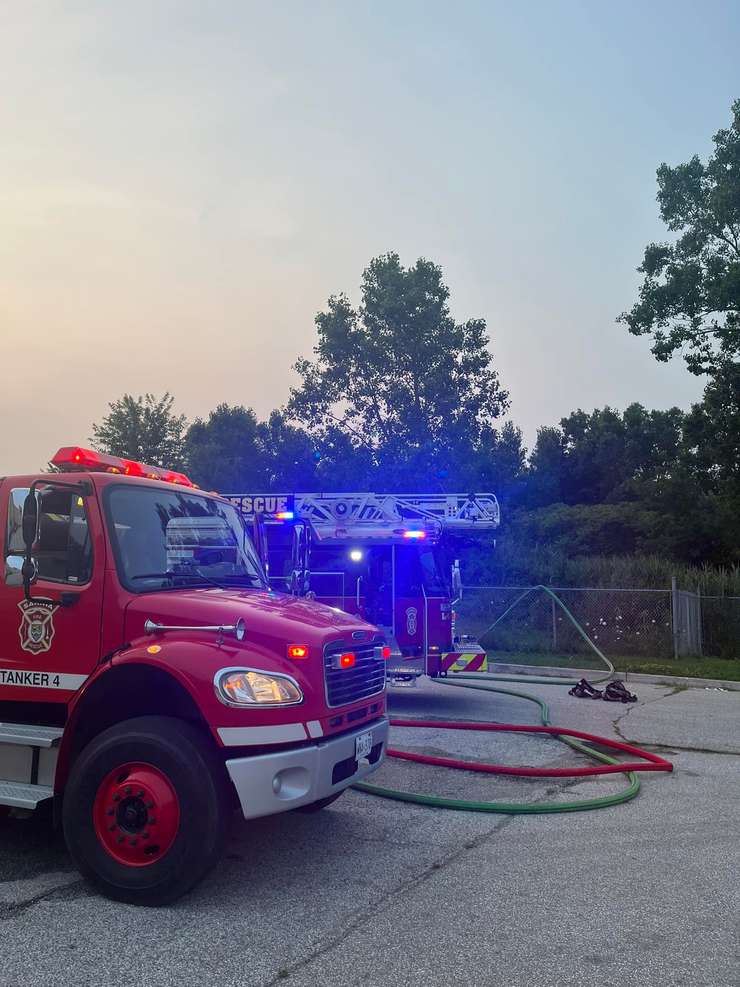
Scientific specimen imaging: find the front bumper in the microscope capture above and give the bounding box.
[387,655,427,678]
[225,717,389,820]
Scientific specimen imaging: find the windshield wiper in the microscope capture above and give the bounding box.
[131,569,262,589]
[131,571,210,584]
[204,573,263,587]
[185,563,263,589]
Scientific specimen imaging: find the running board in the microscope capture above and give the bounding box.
[0,724,63,748]
[0,780,54,809]
[0,723,62,802]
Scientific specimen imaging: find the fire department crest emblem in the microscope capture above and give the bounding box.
[17,600,59,655]
[405,606,418,636]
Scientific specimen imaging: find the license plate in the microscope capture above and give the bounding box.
[355,730,373,760]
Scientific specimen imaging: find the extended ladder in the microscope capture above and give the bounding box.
[226,492,500,535]
[293,492,500,530]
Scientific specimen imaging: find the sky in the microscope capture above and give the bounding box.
[1,0,739,475]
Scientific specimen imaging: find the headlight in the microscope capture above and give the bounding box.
[215,668,303,706]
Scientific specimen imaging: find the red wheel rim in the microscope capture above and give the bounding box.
[92,762,180,867]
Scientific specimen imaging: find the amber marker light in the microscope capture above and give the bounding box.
[287,645,309,659]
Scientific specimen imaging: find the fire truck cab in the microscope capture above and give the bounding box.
[227,493,500,680]
[0,450,388,904]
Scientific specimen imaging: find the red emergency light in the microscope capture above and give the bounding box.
[51,447,196,488]
[403,529,426,540]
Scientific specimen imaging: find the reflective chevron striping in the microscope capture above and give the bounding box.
[441,652,488,673]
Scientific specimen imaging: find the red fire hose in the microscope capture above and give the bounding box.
[387,718,673,778]
[354,679,674,814]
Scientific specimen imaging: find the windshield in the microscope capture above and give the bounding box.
[106,485,267,592]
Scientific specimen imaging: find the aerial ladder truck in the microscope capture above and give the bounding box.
[225,492,500,680]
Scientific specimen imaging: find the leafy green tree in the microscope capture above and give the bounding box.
[466,422,527,503]
[682,361,740,496]
[524,426,566,508]
[507,502,661,558]
[288,252,509,489]
[311,426,376,491]
[257,411,319,490]
[91,392,187,468]
[185,404,265,491]
[524,405,686,509]
[619,99,740,376]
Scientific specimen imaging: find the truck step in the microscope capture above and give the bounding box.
[0,780,54,809]
[0,724,63,748]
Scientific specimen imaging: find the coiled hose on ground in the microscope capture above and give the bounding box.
[353,586,673,814]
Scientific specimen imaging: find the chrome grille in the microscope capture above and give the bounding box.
[323,639,386,708]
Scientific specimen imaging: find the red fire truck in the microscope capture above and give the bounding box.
[225,492,500,680]
[0,449,388,904]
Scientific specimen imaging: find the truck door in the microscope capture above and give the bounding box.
[393,545,451,671]
[363,547,393,629]
[307,545,352,614]
[0,482,105,703]
[393,545,424,655]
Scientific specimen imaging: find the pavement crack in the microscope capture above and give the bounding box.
[0,880,86,922]
[610,689,739,757]
[621,740,740,758]
[611,687,678,741]
[260,816,516,987]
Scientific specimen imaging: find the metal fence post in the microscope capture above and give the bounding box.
[696,585,703,657]
[551,597,558,652]
[671,576,680,659]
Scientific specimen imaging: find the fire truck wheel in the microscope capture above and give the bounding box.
[63,716,230,905]
[295,790,345,813]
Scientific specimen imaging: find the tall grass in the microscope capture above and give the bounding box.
[470,548,740,596]
[555,555,740,596]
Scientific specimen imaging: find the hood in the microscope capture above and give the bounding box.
[124,587,377,650]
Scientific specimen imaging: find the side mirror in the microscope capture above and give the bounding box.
[22,492,38,550]
[252,514,268,572]
[451,559,463,600]
[20,491,40,600]
[5,555,31,588]
[290,522,311,597]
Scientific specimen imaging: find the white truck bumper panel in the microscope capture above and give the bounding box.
[225,717,389,820]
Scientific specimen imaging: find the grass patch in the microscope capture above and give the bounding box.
[488,651,740,681]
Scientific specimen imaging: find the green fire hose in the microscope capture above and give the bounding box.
[353,586,658,814]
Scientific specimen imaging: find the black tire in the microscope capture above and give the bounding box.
[295,790,346,813]
[63,716,230,905]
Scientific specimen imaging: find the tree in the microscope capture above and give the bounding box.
[682,361,740,497]
[185,404,265,491]
[288,252,509,489]
[91,392,187,468]
[308,425,376,492]
[524,426,566,508]
[257,412,319,490]
[465,421,527,504]
[523,405,686,509]
[619,99,740,376]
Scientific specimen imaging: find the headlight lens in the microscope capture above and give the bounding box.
[217,669,303,705]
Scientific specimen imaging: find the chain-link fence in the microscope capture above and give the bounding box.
[456,585,740,661]
[700,595,740,659]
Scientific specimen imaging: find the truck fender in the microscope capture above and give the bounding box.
[55,647,211,794]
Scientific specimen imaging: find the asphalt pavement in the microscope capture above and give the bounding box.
[0,678,738,987]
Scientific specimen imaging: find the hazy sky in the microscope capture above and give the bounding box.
[2,1,739,476]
